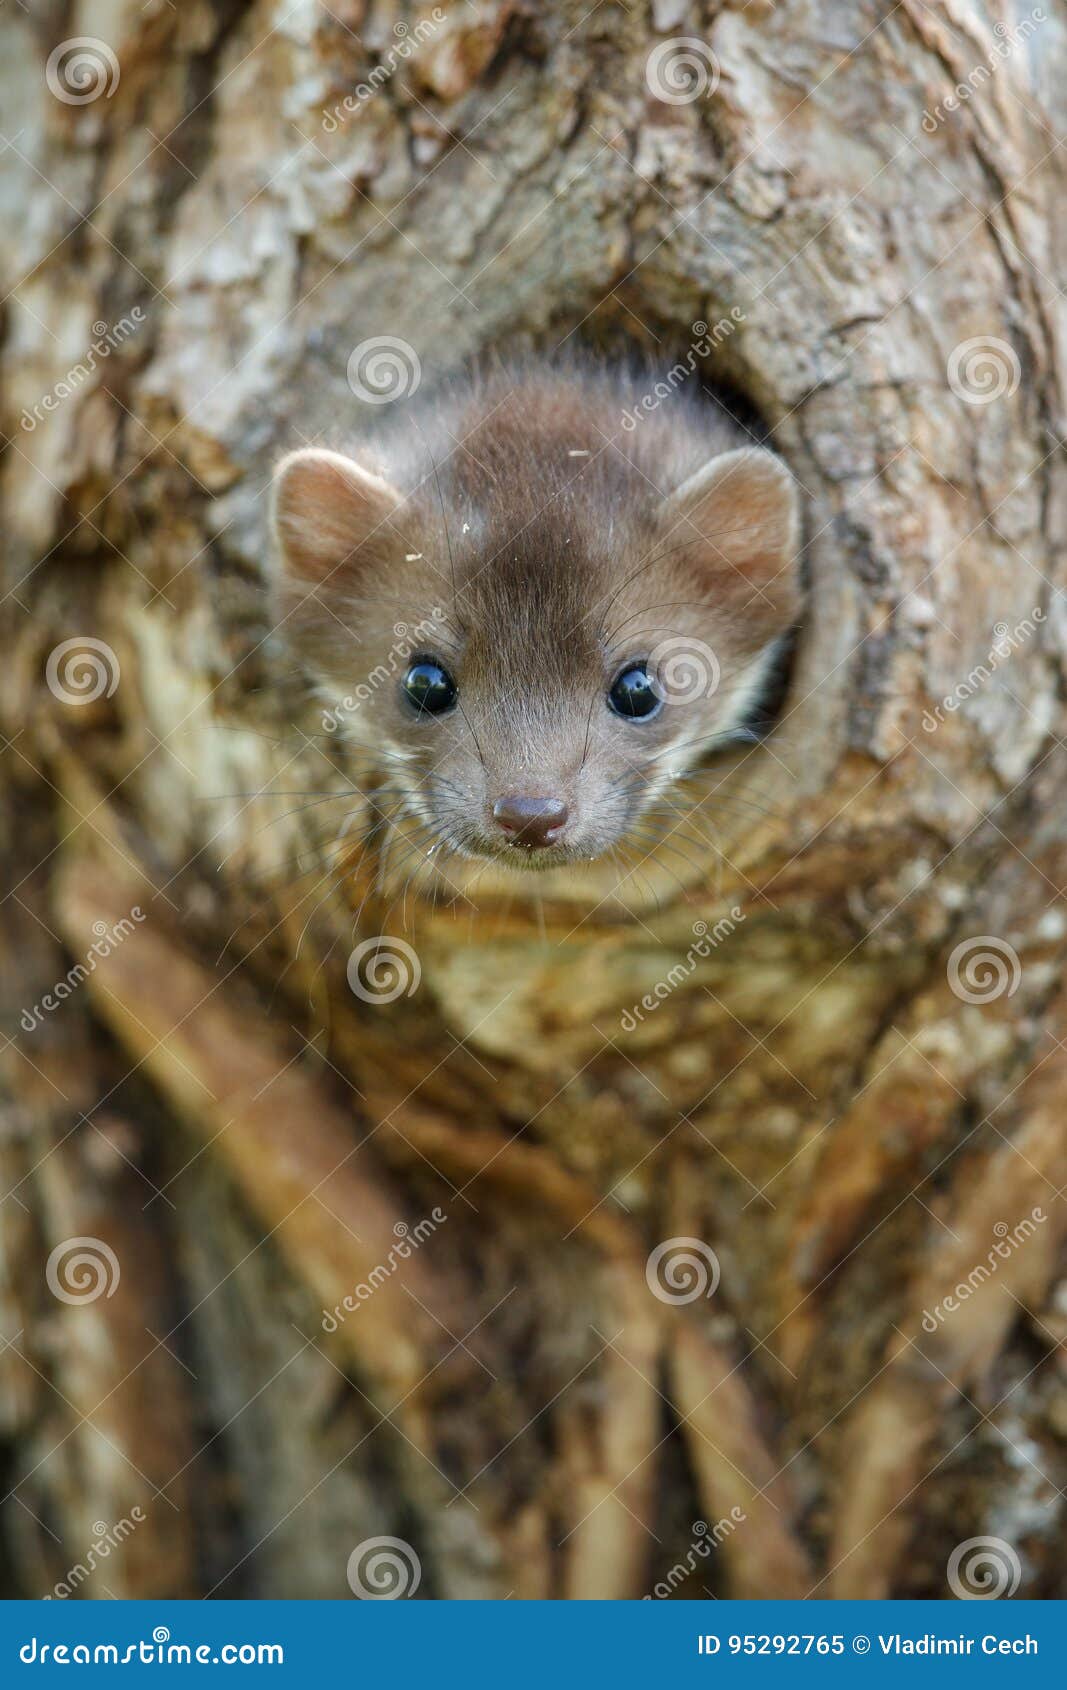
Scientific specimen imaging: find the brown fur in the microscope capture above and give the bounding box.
[270,361,800,891]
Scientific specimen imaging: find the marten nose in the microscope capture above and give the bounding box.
[492,795,569,848]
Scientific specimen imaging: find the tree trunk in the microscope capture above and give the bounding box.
[3,0,1067,1601]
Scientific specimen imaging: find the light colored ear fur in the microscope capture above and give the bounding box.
[271,448,403,586]
[668,446,800,624]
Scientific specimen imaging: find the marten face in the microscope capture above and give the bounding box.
[270,394,799,878]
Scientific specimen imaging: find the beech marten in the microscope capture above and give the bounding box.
[270,361,799,889]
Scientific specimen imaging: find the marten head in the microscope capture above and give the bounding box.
[270,372,800,875]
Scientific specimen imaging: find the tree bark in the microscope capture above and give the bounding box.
[3,0,1067,1599]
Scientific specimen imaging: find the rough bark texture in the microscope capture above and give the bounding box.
[3,0,1067,1600]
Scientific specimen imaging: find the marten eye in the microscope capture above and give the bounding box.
[608,662,662,721]
[402,659,457,716]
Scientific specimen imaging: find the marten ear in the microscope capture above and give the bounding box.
[271,448,403,586]
[667,447,800,629]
